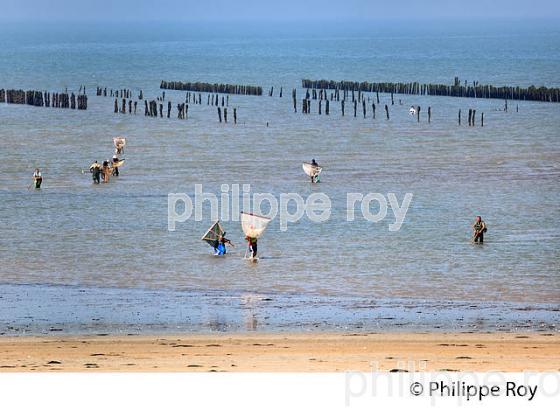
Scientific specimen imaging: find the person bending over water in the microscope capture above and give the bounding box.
[472,216,487,244]
[214,233,234,255]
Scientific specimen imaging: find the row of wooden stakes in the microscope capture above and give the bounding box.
[302,78,560,103]
[0,89,87,109]
[160,81,262,96]
[112,97,238,123]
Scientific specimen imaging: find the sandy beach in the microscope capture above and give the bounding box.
[0,332,558,372]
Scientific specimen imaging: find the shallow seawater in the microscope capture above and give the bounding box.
[0,22,559,334]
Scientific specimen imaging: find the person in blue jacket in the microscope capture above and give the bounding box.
[215,233,233,255]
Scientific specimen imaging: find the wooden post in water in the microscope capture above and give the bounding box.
[372,103,376,119]
[458,109,461,125]
[417,106,421,122]
[391,92,394,105]
[167,101,171,118]
[159,103,163,117]
[353,100,357,117]
[233,108,237,124]
[114,98,118,113]
[341,100,345,116]
[218,107,222,122]
[362,100,366,118]
[481,112,484,127]
[468,109,472,126]
[325,99,329,115]
[224,107,228,123]
[472,109,476,126]
[385,104,389,120]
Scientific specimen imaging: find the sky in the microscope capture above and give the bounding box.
[1,0,560,22]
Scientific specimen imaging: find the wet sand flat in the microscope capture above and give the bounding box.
[0,332,558,372]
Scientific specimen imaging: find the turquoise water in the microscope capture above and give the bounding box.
[0,21,559,334]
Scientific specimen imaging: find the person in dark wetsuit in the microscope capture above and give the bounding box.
[310,158,319,183]
[89,161,101,184]
[472,216,487,244]
[112,155,120,176]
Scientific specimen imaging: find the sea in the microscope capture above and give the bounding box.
[0,20,559,335]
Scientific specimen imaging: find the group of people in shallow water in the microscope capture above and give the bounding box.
[212,233,258,258]
[33,152,488,252]
[89,146,123,184]
[31,140,125,188]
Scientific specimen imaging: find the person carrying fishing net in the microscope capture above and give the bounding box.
[245,236,258,258]
[215,232,234,255]
[310,159,319,183]
[472,216,487,244]
[112,155,120,176]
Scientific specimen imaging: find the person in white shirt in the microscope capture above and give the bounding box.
[32,168,43,189]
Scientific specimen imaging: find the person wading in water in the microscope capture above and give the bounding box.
[214,233,234,255]
[472,216,487,244]
[101,160,111,183]
[246,236,258,258]
[112,155,120,176]
[32,168,43,189]
[89,161,101,184]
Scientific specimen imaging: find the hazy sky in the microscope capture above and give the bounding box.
[2,0,560,21]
